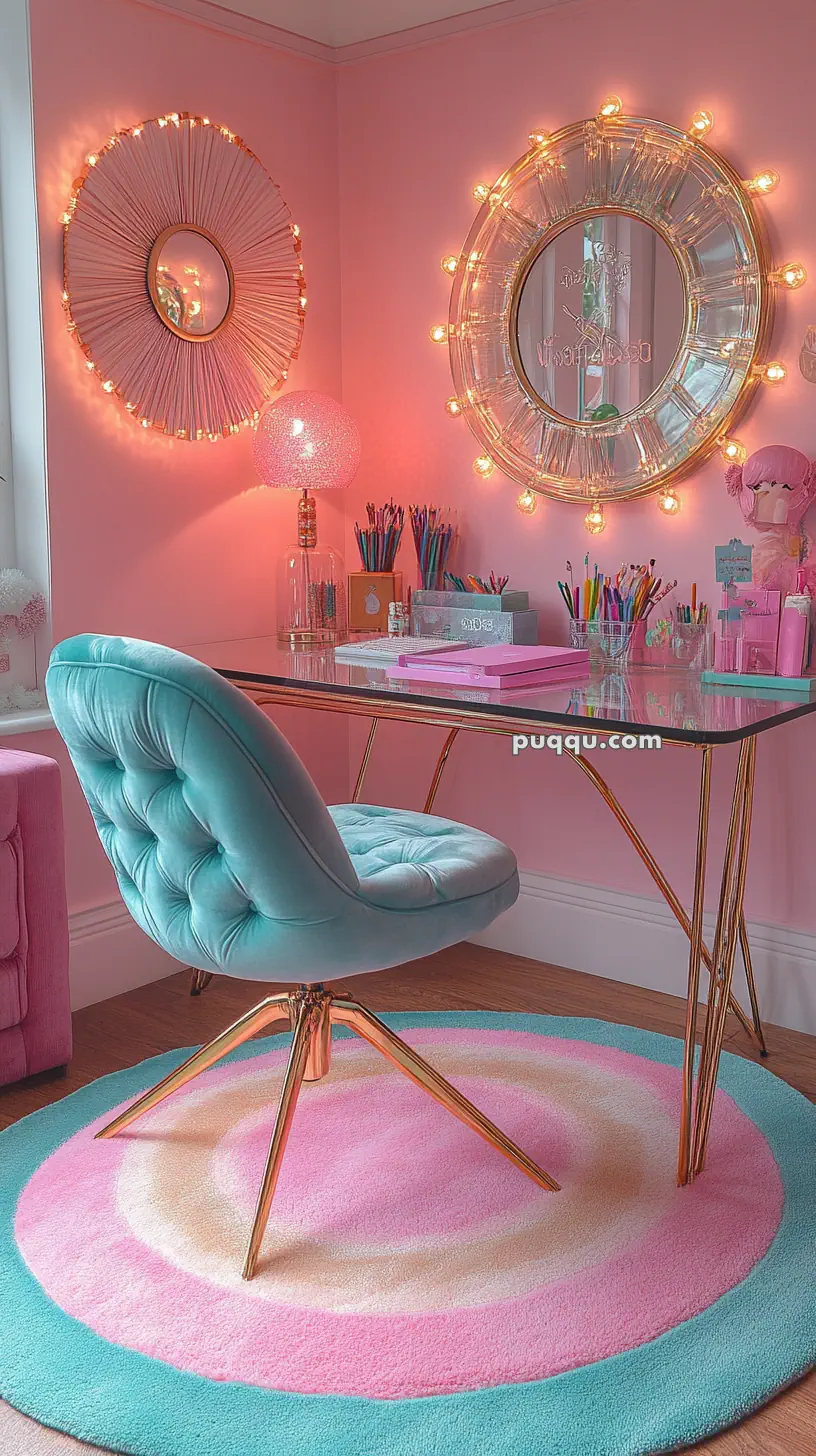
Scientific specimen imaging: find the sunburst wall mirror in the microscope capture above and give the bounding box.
[62,112,306,441]
[432,101,806,532]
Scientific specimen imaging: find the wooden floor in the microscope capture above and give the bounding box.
[2,944,814,1455]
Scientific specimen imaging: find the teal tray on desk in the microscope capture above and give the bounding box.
[701,669,816,698]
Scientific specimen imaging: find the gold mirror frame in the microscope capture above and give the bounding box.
[442,114,782,504]
[62,113,305,441]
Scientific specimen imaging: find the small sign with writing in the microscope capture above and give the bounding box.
[715,538,753,584]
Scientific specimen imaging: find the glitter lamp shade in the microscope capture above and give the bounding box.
[253,392,361,647]
[253,391,361,491]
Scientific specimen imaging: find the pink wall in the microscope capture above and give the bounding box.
[5,0,349,914]
[336,0,816,927]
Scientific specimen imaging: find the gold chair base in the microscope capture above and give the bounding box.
[189,968,214,996]
[95,984,560,1282]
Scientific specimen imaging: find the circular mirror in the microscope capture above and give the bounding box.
[514,215,686,422]
[147,225,233,340]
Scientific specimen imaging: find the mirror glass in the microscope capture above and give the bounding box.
[514,216,685,422]
[149,228,231,338]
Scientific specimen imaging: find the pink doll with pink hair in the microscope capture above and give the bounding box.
[725,444,816,595]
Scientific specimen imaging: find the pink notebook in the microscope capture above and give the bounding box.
[387,643,589,689]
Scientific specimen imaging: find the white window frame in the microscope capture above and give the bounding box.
[0,0,52,731]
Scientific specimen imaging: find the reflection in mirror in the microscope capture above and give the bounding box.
[149,228,232,338]
[515,216,685,422]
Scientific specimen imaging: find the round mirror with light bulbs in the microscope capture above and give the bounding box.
[439,110,804,511]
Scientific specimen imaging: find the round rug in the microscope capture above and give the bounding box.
[1,1012,814,1456]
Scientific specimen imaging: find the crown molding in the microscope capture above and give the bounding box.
[131,0,336,62]
[132,0,583,64]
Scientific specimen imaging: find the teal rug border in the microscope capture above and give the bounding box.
[1,1012,814,1456]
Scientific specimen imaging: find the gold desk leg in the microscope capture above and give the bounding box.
[677,746,712,1186]
[424,728,460,814]
[691,738,756,1177]
[96,994,293,1140]
[331,998,560,1192]
[352,718,380,803]
[190,969,214,996]
[242,995,315,1281]
[739,911,768,1056]
[567,748,763,1054]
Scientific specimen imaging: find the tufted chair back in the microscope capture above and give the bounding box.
[46,635,361,980]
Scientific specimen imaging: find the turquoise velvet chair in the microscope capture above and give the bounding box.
[46,635,559,1280]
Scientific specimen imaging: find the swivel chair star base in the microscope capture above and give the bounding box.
[96,982,559,1281]
[46,636,560,1286]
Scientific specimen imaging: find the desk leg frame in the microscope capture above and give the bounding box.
[247,688,766,1184]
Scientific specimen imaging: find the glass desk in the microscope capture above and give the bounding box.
[191,636,816,1186]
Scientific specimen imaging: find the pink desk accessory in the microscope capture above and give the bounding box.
[386,643,590,689]
[714,585,781,675]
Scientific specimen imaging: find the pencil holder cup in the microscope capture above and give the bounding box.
[568,619,642,664]
[634,620,713,671]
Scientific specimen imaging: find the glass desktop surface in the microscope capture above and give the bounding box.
[188,637,816,745]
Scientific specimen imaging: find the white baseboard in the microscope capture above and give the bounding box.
[69,874,816,1037]
[472,870,816,1038]
[68,900,177,1010]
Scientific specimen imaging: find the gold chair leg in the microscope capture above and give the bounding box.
[331,998,560,1192]
[242,996,315,1281]
[190,968,215,996]
[96,993,293,1140]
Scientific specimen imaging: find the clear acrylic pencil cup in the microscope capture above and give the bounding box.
[569,619,642,665]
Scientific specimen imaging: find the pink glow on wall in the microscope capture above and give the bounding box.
[9,0,350,919]
[336,0,816,933]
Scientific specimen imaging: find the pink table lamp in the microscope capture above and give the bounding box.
[254,391,361,645]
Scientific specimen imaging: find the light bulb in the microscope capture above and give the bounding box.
[688,109,714,140]
[102,380,114,393]
[473,182,490,203]
[158,117,167,127]
[720,339,738,358]
[746,169,779,195]
[658,487,681,515]
[292,223,300,238]
[429,324,448,344]
[444,397,462,417]
[85,360,95,371]
[441,254,459,275]
[528,128,549,149]
[517,487,538,514]
[86,153,98,166]
[597,95,622,120]
[132,126,142,137]
[771,261,807,290]
[760,360,787,384]
[721,438,747,465]
[584,499,606,534]
[473,455,495,477]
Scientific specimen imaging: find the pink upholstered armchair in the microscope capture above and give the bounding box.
[0,750,71,1086]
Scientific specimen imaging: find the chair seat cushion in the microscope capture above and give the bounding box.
[330,804,518,912]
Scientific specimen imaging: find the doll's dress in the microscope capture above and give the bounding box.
[751,526,816,595]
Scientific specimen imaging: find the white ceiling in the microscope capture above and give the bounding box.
[208,0,535,47]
